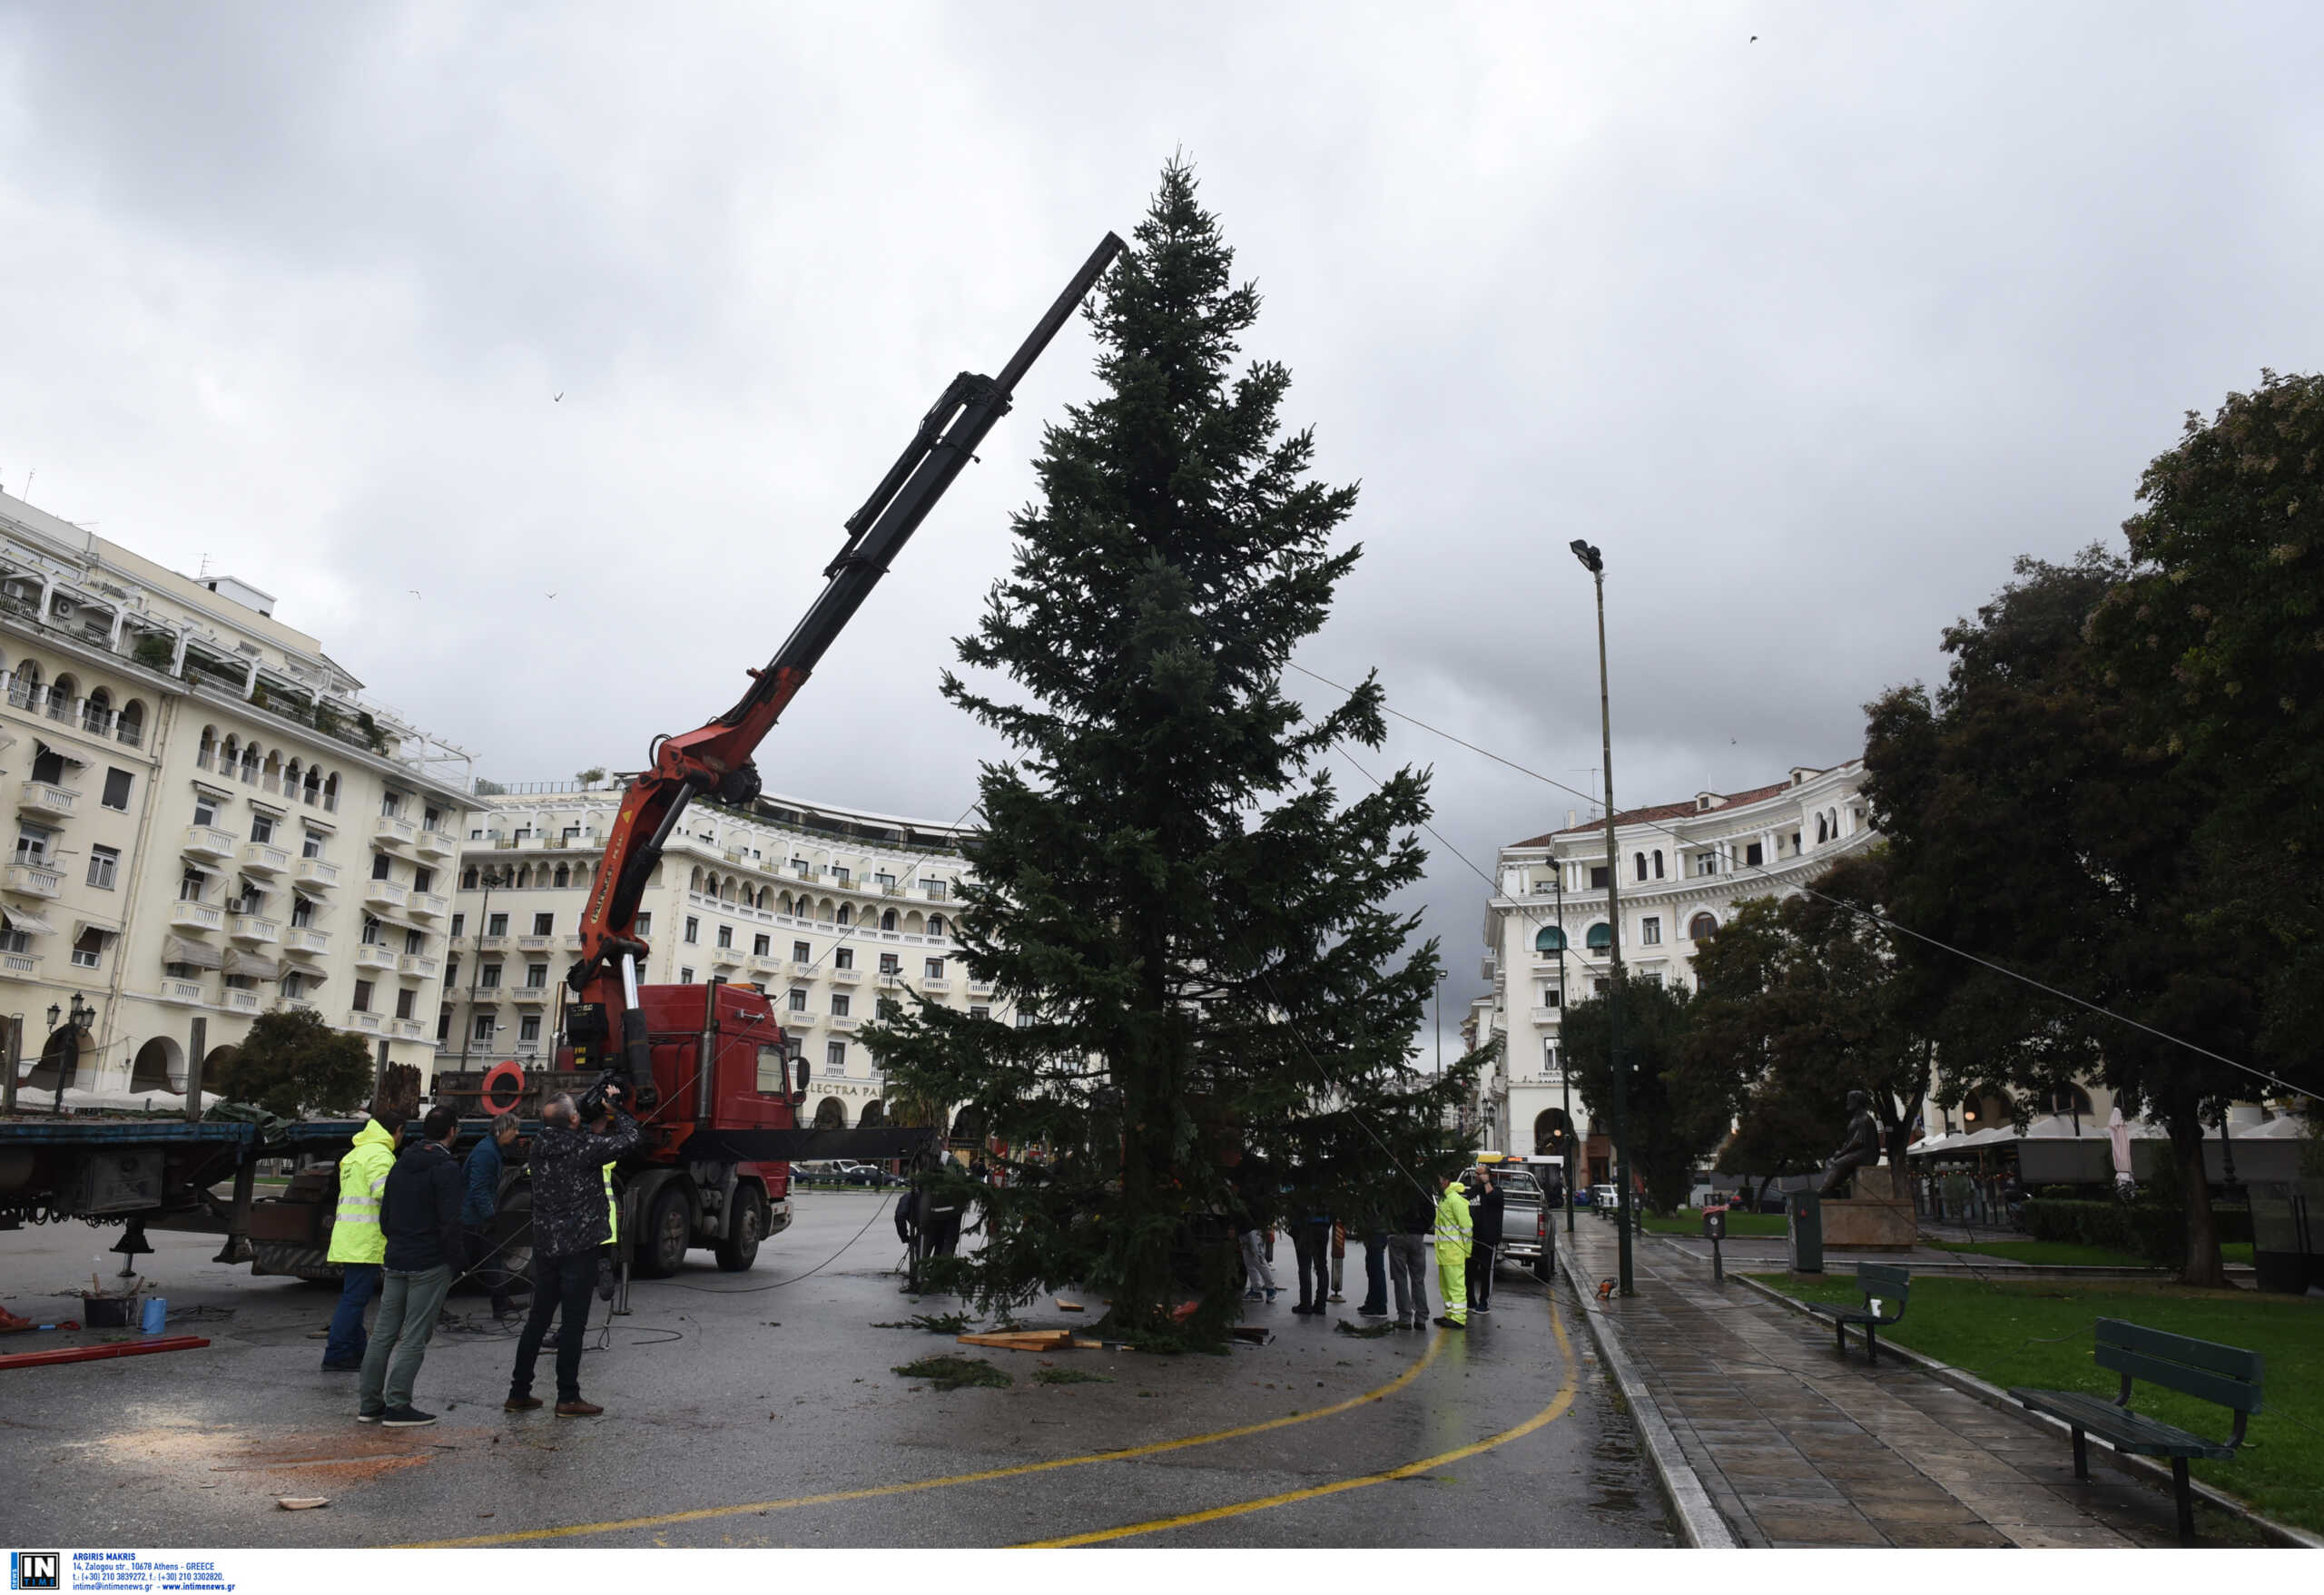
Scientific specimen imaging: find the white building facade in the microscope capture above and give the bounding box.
[0,490,472,1104]
[441,786,998,1131]
[1468,760,1877,1180]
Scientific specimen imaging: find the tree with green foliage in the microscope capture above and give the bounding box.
[867,163,1468,1344]
[1561,980,1727,1214]
[213,1009,373,1119]
[1864,549,2267,1286]
[2089,370,2324,1063]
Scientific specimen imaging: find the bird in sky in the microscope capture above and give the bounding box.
[409,590,421,599]
[546,591,557,599]
[553,392,564,402]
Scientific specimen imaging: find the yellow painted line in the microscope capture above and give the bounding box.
[1019,1304,1581,1547]
[402,1331,1444,1547]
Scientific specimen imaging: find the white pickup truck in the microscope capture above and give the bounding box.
[1468,1160,1557,1281]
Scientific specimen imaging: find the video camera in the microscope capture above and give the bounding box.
[576,1068,656,1122]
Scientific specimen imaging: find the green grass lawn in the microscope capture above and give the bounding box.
[1757,1272,2324,1534]
[1932,1239,2256,1269]
[1641,1210,1789,1237]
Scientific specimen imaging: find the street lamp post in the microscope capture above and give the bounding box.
[1555,860,1574,1235]
[1571,537,1634,1297]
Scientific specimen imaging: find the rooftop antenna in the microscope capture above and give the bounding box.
[197,554,212,578]
[1571,768,1600,820]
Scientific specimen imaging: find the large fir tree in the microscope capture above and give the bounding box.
[867,162,1472,1342]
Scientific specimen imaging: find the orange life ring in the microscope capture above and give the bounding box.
[479,1061,527,1117]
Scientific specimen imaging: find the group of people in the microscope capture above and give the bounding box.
[1238,1167,1508,1331]
[318,1085,639,1427]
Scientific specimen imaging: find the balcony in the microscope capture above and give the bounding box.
[345,1010,386,1034]
[224,989,262,1014]
[17,780,77,820]
[281,997,320,1017]
[407,891,448,920]
[966,980,995,998]
[828,1013,859,1033]
[354,942,399,973]
[512,1036,544,1057]
[919,973,954,993]
[282,927,331,958]
[294,857,340,891]
[415,828,456,858]
[240,842,290,877]
[1529,1007,1564,1028]
[182,824,237,862]
[4,861,64,900]
[399,952,441,980]
[748,955,780,977]
[711,946,743,969]
[363,878,409,912]
[476,934,510,953]
[158,978,206,1006]
[789,960,817,978]
[517,934,554,954]
[828,964,862,984]
[783,1007,814,1029]
[562,932,585,952]
[391,1018,428,1041]
[229,914,280,946]
[4,949,41,976]
[373,815,418,849]
[510,983,552,1006]
[169,899,224,932]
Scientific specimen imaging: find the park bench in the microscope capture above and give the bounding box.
[2010,1317,2263,1541]
[1803,1262,1908,1364]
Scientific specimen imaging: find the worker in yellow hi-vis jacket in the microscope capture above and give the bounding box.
[1433,1171,1472,1330]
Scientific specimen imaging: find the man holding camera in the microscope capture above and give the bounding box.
[507,1085,640,1418]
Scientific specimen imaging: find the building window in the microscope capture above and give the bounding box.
[526,963,548,989]
[15,824,54,864]
[179,867,207,901]
[480,963,503,988]
[879,952,900,977]
[1640,917,1661,946]
[831,993,851,1018]
[928,914,946,937]
[473,1014,497,1043]
[533,911,554,935]
[793,940,811,963]
[825,1041,846,1070]
[879,909,897,932]
[925,958,945,980]
[461,866,480,889]
[1688,911,1718,940]
[412,865,433,893]
[370,852,391,881]
[753,933,771,957]
[684,916,700,944]
[249,811,275,844]
[103,768,133,811]
[832,866,850,887]
[487,911,508,937]
[1697,852,1717,877]
[788,989,808,1012]
[283,971,307,999]
[1593,978,1610,996]
[361,916,384,946]
[1540,986,1561,1008]
[379,792,403,818]
[1585,922,1612,951]
[449,912,465,939]
[1633,852,1647,881]
[404,928,426,954]
[833,947,853,970]
[302,829,325,859]
[352,979,375,1013]
[1652,850,1665,880]
[87,845,120,891]
[875,871,895,890]
[1533,925,1565,953]
[1745,842,1764,867]
[70,927,107,970]
[192,793,219,828]
[679,967,695,984]
[290,896,315,928]
[1589,865,1609,890]
[519,1014,542,1043]
[970,1006,990,1021]
[715,923,734,950]
[395,988,417,1020]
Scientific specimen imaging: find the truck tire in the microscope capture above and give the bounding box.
[714,1186,765,1273]
[637,1186,692,1278]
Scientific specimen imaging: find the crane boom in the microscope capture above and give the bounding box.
[566,231,1126,1081]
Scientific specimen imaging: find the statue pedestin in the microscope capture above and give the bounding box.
[1822,1164,1916,1252]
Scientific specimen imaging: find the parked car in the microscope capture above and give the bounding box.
[1589,1183,1620,1215]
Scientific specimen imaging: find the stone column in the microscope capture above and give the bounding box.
[184,1016,207,1123]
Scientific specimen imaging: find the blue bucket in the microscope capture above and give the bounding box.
[141,1296,168,1334]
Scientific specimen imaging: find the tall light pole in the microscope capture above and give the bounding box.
[1571,537,1634,1297]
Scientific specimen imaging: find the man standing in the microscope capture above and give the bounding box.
[462,1112,522,1320]
[1356,1202,1390,1319]
[1289,1198,1331,1316]
[1467,1168,1504,1315]
[320,1105,399,1371]
[507,1088,639,1418]
[1388,1182,1433,1330]
[358,1105,466,1426]
[1432,1171,1472,1331]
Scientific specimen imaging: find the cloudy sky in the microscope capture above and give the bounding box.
[4,2,2320,1058]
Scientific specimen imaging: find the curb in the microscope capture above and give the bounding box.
[1731,1271,2323,1551]
[1554,1245,1738,1548]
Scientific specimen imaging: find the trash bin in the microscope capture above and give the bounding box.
[1787,1190,1823,1274]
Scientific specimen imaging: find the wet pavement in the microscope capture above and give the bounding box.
[2,1195,1671,1548]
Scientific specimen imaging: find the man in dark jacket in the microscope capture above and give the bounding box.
[1388,1184,1433,1329]
[461,1112,522,1318]
[358,1105,465,1427]
[507,1088,639,1418]
[1467,1169,1505,1314]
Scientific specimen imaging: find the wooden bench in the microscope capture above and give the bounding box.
[2010,1317,2263,1541]
[1803,1262,1908,1364]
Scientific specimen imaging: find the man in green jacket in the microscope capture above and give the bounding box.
[1432,1171,1472,1330]
[321,1114,399,1370]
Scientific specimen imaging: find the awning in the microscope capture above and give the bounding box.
[162,935,224,970]
[2,907,58,938]
[34,738,86,767]
[223,950,281,980]
[288,965,330,989]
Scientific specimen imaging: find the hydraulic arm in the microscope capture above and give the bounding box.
[567,231,1127,1083]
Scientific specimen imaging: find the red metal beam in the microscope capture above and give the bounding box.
[0,1335,210,1372]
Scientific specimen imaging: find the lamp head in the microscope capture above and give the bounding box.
[1569,539,1602,574]
[47,1002,62,1029]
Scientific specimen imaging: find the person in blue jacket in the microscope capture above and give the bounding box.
[461,1111,523,1319]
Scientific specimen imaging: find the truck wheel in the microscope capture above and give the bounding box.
[1534,1253,1552,1284]
[714,1187,765,1272]
[636,1186,692,1278]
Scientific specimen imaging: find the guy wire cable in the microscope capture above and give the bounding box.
[1285,659,2319,1107]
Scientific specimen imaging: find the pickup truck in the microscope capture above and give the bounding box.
[1467,1164,1553,1282]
